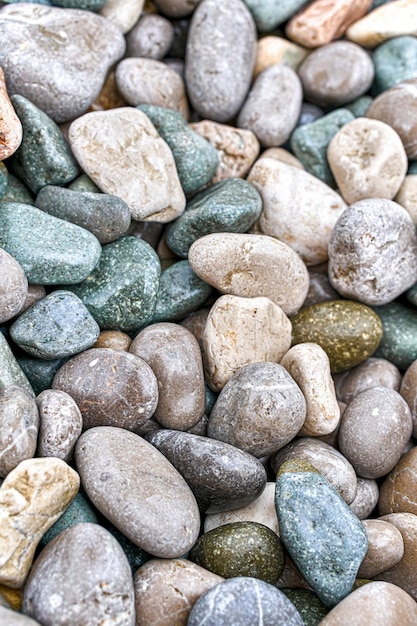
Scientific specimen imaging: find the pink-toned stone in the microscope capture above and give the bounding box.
[0,66,22,160]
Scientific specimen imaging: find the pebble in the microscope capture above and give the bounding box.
[188,232,309,316]
[346,0,417,48]
[275,460,368,608]
[19,285,46,315]
[243,0,309,32]
[379,446,417,515]
[0,65,22,160]
[401,361,417,436]
[2,176,33,207]
[248,158,346,266]
[187,577,304,626]
[0,457,79,587]
[372,36,417,94]
[75,426,200,557]
[0,202,101,285]
[36,389,82,462]
[185,0,257,122]
[291,300,383,373]
[0,4,125,123]
[254,36,309,77]
[53,348,158,431]
[126,14,174,59]
[0,332,34,395]
[0,249,27,324]
[68,108,186,222]
[0,385,38,477]
[258,147,305,170]
[281,588,328,626]
[208,362,307,458]
[359,519,404,578]
[0,162,8,199]
[338,387,413,479]
[347,94,374,116]
[153,0,200,17]
[0,607,41,626]
[335,357,401,405]
[203,295,292,392]
[349,477,380,519]
[22,523,135,626]
[396,174,417,223]
[93,330,132,351]
[373,302,417,370]
[100,0,144,33]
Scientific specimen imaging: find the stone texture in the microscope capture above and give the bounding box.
[100,0,144,33]
[304,272,340,307]
[126,14,174,59]
[0,65,22,160]
[347,0,417,48]
[396,174,417,223]
[335,357,402,405]
[19,285,46,315]
[0,4,125,123]
[1,172,33,205]
[68,108,186,222]
[36,389,83,462]
[373,302,417,370]
[349,477,379,519]
[379,447,417,515]
[0,386,38,477]
[257,147,305,169]
[0,248,27,324]
[75,426,200,557]
[359,519,404,578]
[0,332,34,395]
[0,457,79,587]
[372,36,417,94]
[18,357,65,397]
[254,36,309,77]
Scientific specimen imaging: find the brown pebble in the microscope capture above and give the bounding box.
[400,360,417,438]
[93,330,132,352]
[180,308,210,349]
[359,519,404,578]
[0,65,22,160]
[377,512,417,601]
[334,358,402,405]
[379,447,417,516]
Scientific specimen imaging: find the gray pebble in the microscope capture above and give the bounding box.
[36,389,82,462]
[126,14,174,60]
[0,385,38,477]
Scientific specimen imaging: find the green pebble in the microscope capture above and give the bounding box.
[1,172,34,205]
[281,589,328,626]
[242,0,309,31]
[70,236,161,331]
[190,522,285,584]
[290,109,354,186]
[345,96,373,117]
[68,174,101,193]
[165,178,262,258]
[0,202,101,285]
[372,36,417,95]
[0,163,8,199]
[18,356,68,395]
[291,300,383,374]
[40,492,98,547]
[152,260,212,323]
[0,332,34,395]
[373,301,417,370]
[139,104,219,196]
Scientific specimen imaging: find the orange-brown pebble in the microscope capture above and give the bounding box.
[379,447,417,516]
[0,66,22,160]
[93,330,132,352]
[89,71,127,112]
[0,584,22,611]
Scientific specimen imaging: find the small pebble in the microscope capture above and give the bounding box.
[0,249,27,324]
[0,65,22,160]
[379,446,417,515]
[304,272,340,308]
[243,0,310,32]
[36,389,83,462]
[395,174,417,223]
[153,0,200,18]
[93,331,132,352]
[0,385,38,477]
[99,0,144,33]
[334,357,402,405]
[359,519,404,578]
[400,360,417,436]
[126,14,174,59]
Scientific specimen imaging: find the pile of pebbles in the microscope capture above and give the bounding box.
[2,0,417,623]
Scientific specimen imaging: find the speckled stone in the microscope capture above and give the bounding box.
[379,447,417,515]
[0,248,27,324]
[359,519,404,578]
[0,386,38,477]
[36,389,82,462]
[0,65,22,160]
[35,185,131,244]
[372,36,417,94]
[0,163,7,199]
[53,0,105,7]
[70,237,160,331]
[188,577,304,626]
[0,332,34,395]
[373,302,417,370]
[146,430,266,513]
[243,0,309,31]
[254,36,309,77]
[335,357,402,405]
[346,0,417,48]
[291,300,383,374]
[349,477,379,520]
[17,356,65,396]
[22,523,135,626]
[139,105,218,195]
[208,362,306,458]
[75,426,200,557]
[68,174,100,193]
[53,348,158,431]
[281,589,328,626]
[275,460,368,608]
[126,14,174,59]
[0,607,41,625]
[93,330,132,352]
[0,202,101,285]
[40,491,98,547]
[0,3,125,123]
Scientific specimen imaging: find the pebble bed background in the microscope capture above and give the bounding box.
[1,0,417,624]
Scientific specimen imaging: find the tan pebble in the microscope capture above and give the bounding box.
[254,36,309,76]
[347,0,417,48]
[256,147,304,170]
[180,308,210,349]
[376,512,417,600]
[89,70,127,112]
[248,158,346,266]
[134,558,223,626]
[396,175,417,225]
[17,285,46,316]
[0,458,79,588]
[401,361,417,437]
[0,66,22,160]
[359,519,404,578]
[349,477,379,519]
[0,249,28,324]
[93,330,132,351]
[286,0,372,48]
[203,295,292,392]
[334,358,402,405]
[100,0,144,33]
[36,389,83,462]
[379,447,417,516]
[327,118,408,204]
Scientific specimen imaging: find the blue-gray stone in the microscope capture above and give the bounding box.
[373,301,417,370]
[165,178,262,258]
[10,290,100,360]
[18,356,68,395]
[242,0,309,31]
[298,103,324,127]
[40,492,98,547]
[70,236,161,331]
[346,96,373,117]
[1,172,34,205]
[0,163,7,199]
[0,332,34,395]
[275,461,368,608]
[0,202,101,285]
[409,162,417,175]
[68,174,101,193]
[372,36,417,95]
[52,0,105,8]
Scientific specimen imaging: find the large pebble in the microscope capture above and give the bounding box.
[0,332,33,395]
[188,233,309,316]
[75,426,200,557]
[377,512,417,600]
[0,386,38,477]
[347,0,417,48]
[359,519,404,578]
[379,447,417,515]
[185,0,256,122]
[36,389,82,462]
[0,248,27,324]
[0,4,125,123]
[335,357,402,405]
[0,65,22,160]
[22,523,135,626]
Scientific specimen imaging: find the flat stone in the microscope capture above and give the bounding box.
[100,0,144,33]
[359,519,404,578]
[36,389,83,462]
[0,457,79,588]
[75,426,200,557]
[379,447,417,515]
[0,4,125,123]
[126,14,174,59]
[68,108,186,222]
[52,348,158,432]
[208,362,306,458]
[275,460,368,608]
[335,357,401,405]
[373,302,417,370]
[146,429,267,513]
[0,332,34,395]
[396,174,417,223]
[0,607,41,626]
[243,0,310,31]
[347,0,417,48]
[254,36,309,77]
[372,36,417,94]
[0,65,22,160]
[93,330,131,352]
[0,386,38,477]
[22,523,135,626]
[0,248,27,324]
[349,478,379,519]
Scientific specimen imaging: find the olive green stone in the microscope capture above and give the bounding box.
[138,104,219,196]
[1,172,34,205]
[17,356,68,396]
[189,521,285,584]
[10,94,79,193]
[70,236,161,331]
[346,96,373,117]
[281,589,328,626]
[0,332,34,395]
[372,37,417,95]
[68,174,101,193]
[0,163,8,199]
[0,202,101,285]
[40,492,98,547]
[291,300,383,374]
[373,302,417,370]
[165,178,262,258]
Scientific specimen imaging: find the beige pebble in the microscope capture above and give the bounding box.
[379,447,417,516]
[0,249,28,324]
[346,0,417,48]
[18,285,46,316]
[0,65,22,160]
[36,389,83,462]
[281,343,340,436]
[327,118,408,205]
[248,158,346,266]
[256,147,304,170]
[396,175,417,224]
[0,458,79,587]
[254,36,309,77]
[335,358,402,405]
[359,519,404,578]
[401,361,417,437]
[203,295,291,392]
[349,477,379,520]
[68,108,185,222]
[0,386,38,478]
[100,0,144,33]
[377,512,417,600]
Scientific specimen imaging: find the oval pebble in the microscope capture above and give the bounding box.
[36,389,82,462]
[346,0,417,48]
[0,248,27,324]
[0,385,38,477]
[376,512,417,600]
[373,301,417,370]
[359,519,404,578]
[126,14,174,60]
[379,446,417,515]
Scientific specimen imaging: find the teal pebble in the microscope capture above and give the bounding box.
[1,172,34,205]
[68,174,101,193]
[0,164,8,199]
[346,96,373,117]
[106,525,149,574]
[18,356,68,395]
[373,301,417,370]
[281,589,328,626]
[70,236,161,331]
[10,95,79,193]
[40,492,98,547]
[152,260,212,323]
[0,332,34,395]
[165,178,262,258]
[139,104,219,196]
[408,162,417,175]
[0,202,102,285]
[372,36,417,95]
[2,0,52,4]
[52,0,105,8]
[372,0,394,6]
[242,0,309,31]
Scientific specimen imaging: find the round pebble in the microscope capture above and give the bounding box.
[349,477,380,520]
[93,330,132,352]
[126,14,174,60]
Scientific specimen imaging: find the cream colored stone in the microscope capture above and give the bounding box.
[0,458,79,587]
[248,158,346,265]
[257,147,304,170]
[68,108,186,222]
[0,66,22,160]
[327,118,408,205]
[346,0,417,48]
[359,519,404,578]
[254,36,309,77]
[396,175,417,224]
[100,0,144,33]
[281,342,340,436]
[203,295,291,392]
[188,233,309,316]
